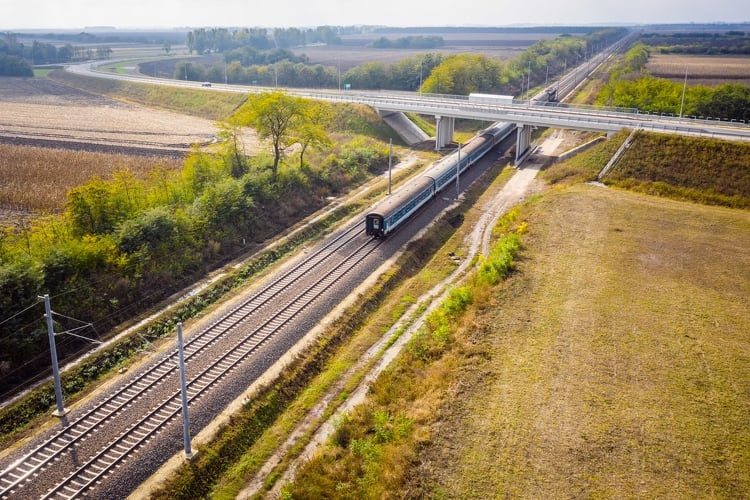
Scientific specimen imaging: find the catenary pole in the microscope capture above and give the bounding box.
[43,294,67,417]
[388,138,392,195]
[456,142,461,199]
[177,323,193,458]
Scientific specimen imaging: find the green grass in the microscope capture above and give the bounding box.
[32,68,56,77]
[541,129,629,184]
[605,131,750,208]
[48,69,246,119]
[146,160,515,499]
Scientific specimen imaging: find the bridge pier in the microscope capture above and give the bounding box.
[435,115,455,150]
[515,124,533,164]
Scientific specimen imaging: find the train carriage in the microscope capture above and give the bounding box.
[365,122,515,238]
[365,176,435,237]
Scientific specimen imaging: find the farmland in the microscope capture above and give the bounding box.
[0,77,218,156]
[0,76,255,221]
[292,30,562,69]
[647,53,750,86]
[1,26,749,498]
[0,144,182,214]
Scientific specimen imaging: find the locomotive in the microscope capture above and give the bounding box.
[365,122,515,237]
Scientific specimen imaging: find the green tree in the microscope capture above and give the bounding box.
[217,121,250,178]
[117,206,181,255]
[67,176,124,236]
[295,102,333,168]
[232,91,306,179]
[696,83,750,121]
[421,54,501,95]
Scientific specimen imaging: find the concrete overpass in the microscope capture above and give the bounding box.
[282,88,750,162]
[68,32,750,162]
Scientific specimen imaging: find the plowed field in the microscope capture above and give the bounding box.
[0,77,218,155]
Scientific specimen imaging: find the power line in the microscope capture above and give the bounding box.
[0,297,43,327]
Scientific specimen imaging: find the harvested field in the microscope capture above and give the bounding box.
[292,31,560,69]
[647,54,750,86]
[0,76,228,220]
[0,77,219,155]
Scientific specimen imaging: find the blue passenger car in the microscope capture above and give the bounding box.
[365,122,516,238]
[365,177,435,237]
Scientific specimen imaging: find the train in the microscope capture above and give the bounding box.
[365,121,516,237]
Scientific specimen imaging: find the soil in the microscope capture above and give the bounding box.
[0,76,218,156]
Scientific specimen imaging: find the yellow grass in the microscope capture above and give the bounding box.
[0,144,182,212]
[412,184,750,497]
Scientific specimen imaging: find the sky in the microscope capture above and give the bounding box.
[1,0,748,30]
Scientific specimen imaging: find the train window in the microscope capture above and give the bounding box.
[373,219,380,229]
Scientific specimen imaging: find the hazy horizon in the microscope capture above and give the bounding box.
[1,0,747,31]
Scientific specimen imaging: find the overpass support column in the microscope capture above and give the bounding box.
[515,124,532,164]
[435,115,454,150]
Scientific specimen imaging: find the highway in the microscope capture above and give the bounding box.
[66,36,750,144]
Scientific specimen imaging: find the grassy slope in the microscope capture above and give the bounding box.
[49,70,246,120]
[412,184,750,497]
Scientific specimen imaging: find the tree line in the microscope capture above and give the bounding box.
[175,28,628,96]
[0,94,390,397]
[1,32,113,76]
[371,35,444,49]
[186,26,342,55]
[639,31,750,55]
[597,42,750,121]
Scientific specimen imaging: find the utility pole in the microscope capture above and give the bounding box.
[456,142,461,199]
[388,138,393,195]
[43,294,67,417]
[527,59,532,101]
[679,67,688,118]
[177,323,193,459]
[419,58,423,94]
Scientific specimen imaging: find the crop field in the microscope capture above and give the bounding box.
[0,76,224,223]
[0,144,182,217]
[292,30,562,69]
[646,53,750,86]
[0,77,218,155]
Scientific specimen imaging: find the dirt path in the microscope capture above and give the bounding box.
[239,141,552,499]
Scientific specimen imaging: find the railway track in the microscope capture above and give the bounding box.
[0,222,381,499]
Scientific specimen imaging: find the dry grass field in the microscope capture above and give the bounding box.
[646,53,750,86]
[0,144,182,215]
[411,184,750,497]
